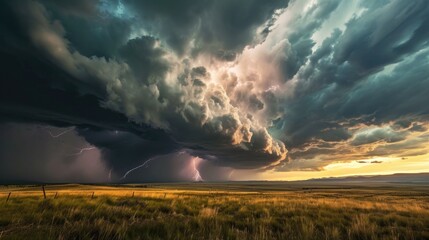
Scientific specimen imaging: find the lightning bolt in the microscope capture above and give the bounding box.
[69,147,96,156]
[228,170,235,180]
[108,168,112,182]
[44,126,96,156]
[121,158,154,180]
[191,157,204,182]
[45,126,75,138]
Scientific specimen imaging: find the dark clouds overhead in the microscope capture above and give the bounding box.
[271,0,429,170]
[0,0,428,182]
[0,123,109,183]
[124,0,288,57]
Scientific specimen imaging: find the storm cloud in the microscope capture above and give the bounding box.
[0,0,428,182]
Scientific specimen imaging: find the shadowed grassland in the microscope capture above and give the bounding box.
[0,183,428,239]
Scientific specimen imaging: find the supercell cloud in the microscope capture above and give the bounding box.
[0,0,428,182]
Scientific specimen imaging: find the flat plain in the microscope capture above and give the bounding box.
[0,182,428,239]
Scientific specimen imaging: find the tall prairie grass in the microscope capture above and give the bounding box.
[0,184,428,239]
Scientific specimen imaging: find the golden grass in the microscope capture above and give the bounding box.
[0,184,428,239]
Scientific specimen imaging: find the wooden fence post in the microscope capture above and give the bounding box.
[6,192,11,203]
[91,192,95,199]
[54,192,58,199]
[42,185,46,199]
[132,192,135,198]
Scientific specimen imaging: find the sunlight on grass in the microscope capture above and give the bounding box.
[0,184,428,239]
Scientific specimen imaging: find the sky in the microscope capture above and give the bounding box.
[0,0,428,183]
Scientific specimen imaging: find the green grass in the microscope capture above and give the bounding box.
[0,184,428,239]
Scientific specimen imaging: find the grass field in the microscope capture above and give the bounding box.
[1,183,428,239]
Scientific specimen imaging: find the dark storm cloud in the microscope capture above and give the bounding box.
[118,151,233,182]
[366,134,429,158]
[334,1,429,71]
[274,0,429,170]
[350,128,407,146]
[118,152,195,183]
[40,0,133,58]
[0,4,178,177]
[124,0,288,57]
[279,0,340,80]
[119,150,244,182]
[0,0,180,179]
[77,129,180,179]
[275,157,324,172]
[0,123,109,183]
[119,36,170,83]
[1,0,428,181]
[41,0,99,17]
[0,0,288,182]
